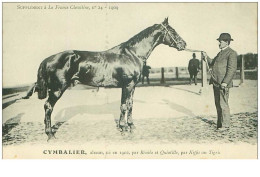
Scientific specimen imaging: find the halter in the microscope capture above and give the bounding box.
[161,23,182,48]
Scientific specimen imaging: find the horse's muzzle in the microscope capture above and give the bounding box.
[176,41,186,51]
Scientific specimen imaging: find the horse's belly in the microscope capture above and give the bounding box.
[86,75,119,87]
[94,78,119,87]
[77,61,139,88]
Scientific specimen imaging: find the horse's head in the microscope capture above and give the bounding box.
[159,18,186,51]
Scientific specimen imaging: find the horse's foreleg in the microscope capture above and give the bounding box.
[44,84,68,141]
[126,87,136,132]
[119,84,135,133]
[119,87,128,133]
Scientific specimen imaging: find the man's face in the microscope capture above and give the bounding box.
[218,40,229,49]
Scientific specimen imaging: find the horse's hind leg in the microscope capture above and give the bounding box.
[44,84,68,141]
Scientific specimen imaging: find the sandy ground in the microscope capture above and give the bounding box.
[2,80,258,158]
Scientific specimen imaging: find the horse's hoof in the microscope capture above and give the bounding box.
[119,126,126,132]
[119,123,127,132]
[47,133,56,142]
[130,128,135,133]
[128,124,136,133]
[121,131,126,136]
[74,80,80,86]
[116,123,120,130]
[129,124,136,129]
[51,128,58,135]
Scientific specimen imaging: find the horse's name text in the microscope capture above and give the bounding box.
[43,149,87,155]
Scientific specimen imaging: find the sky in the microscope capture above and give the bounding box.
[2,2,257,87]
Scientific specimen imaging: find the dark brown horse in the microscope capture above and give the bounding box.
[24,18,186,140]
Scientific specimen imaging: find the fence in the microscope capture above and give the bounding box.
[147,53,257,84]
[148,66,257,82]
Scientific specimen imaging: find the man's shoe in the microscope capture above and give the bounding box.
[216,127,230,132]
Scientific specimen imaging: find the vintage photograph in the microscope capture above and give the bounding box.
[2,2,257,159]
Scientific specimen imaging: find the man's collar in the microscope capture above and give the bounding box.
[221,46,229,51]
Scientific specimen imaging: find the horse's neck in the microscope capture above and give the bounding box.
[127,35,161,60]
[108,29,162,62]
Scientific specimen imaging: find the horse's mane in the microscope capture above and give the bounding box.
[120,24,159,49]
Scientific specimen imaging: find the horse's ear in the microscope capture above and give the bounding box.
[162,17,169,25]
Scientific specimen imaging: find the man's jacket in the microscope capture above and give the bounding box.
[142,65,151,76]
[188,59,200,73]
[206,47,237,88]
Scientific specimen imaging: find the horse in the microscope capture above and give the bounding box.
[24,18,186,140]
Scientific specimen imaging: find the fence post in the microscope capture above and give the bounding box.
[240,55,245,85]
[160,67,165,84]
[175,67,179,79]
[201,52,207,87]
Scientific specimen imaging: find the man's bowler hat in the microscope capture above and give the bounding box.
[217,33,233,41]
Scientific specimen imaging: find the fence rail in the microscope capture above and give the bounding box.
[149,67,257,81]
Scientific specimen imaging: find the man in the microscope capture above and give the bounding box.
[142,61,151,84]
[188,53,200,85]
[202,33,237,130]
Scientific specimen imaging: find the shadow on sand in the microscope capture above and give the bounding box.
[162,99,216,126]
[169,86,201,95]
[51,99,147,134]
[162,99,196,117]
[2,98,22,109]
[197,117,216,126]
[2,113,24,135]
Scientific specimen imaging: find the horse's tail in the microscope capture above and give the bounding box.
[21,82,37,99]
[37,62,48,99]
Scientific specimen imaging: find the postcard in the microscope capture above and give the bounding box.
[2,2,257,159]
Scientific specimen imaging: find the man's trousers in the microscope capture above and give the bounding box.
[213,86,230,128]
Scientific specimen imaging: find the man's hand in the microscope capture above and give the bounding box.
[202,51,208,60]
[221,83,227,89]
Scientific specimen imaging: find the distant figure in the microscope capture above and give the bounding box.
[142,61,151,84]
[188,53,200,85]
